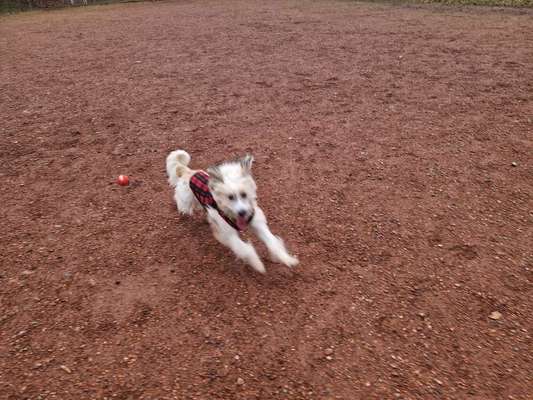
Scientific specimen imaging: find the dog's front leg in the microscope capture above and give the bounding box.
[251,207,299,268]
[206,209,265,274]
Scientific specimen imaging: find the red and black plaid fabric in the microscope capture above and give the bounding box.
[189,171,216,209]
[189,170,250,231]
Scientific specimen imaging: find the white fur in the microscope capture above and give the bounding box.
[251,207,298,267]
[207,208,265,273]
[166,149,191,186]
[167,150,195,215]
[166,149,298,274]
[174,179,196,215]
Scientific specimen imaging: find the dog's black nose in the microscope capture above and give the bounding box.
[238,210,247,217]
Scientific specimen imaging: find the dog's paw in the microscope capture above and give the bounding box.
[250,259,266,274]
[283,255,299,268]
[271,252,299,268]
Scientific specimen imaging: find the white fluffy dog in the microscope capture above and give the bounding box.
[166,149,298,274]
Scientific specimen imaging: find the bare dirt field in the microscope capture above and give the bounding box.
[1,1,532,399]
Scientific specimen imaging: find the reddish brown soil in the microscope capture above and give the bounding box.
[1,1,532,399]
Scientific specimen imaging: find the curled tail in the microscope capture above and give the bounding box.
[166,149,191,186]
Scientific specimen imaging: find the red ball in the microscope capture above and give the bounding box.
[117,175,129,186]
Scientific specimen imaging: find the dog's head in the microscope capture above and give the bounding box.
[207,155,257,229]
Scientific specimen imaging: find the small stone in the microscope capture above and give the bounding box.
[59,365,72,374]
[434,378,443,385]
[324,348,334,355]
[21,270,33,276]
[325,356,333,361]
[237,377,244,385]
[511,162,518,167]
[365,381,371,387]
[489,311,502,320]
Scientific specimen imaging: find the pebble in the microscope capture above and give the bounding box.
[324,348,334,355]
[14,330,27,338]
[489,311,502,320]
[511,162,518,167]
[59,365,72,374]
[236,377,244,385]
[325,356,333,361]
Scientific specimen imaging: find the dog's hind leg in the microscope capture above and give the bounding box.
[206,209,265,274]
[251,207,299,268]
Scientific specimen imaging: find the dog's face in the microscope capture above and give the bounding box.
[207,155,257,229]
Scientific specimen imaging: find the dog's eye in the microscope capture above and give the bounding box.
[228,194,235,201]
[240,192,247,199]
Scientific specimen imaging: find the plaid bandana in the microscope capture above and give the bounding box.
[189,170,253,231]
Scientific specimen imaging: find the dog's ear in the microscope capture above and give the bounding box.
[240,154,254,175]
[207,166,224,183]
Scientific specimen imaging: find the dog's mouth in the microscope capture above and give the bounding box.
[234,212,254,230]
[236,215,249,230]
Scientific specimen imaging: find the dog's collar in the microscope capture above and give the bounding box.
[189,171,254,231]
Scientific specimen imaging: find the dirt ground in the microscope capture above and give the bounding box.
[1,0,532,399]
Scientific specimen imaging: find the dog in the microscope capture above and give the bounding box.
[166,149,298,274]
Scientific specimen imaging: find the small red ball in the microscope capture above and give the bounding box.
[117,175,129,186]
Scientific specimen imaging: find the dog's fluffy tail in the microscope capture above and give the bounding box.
[166,149,191,186]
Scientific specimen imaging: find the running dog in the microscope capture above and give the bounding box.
[166,150,298,274]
